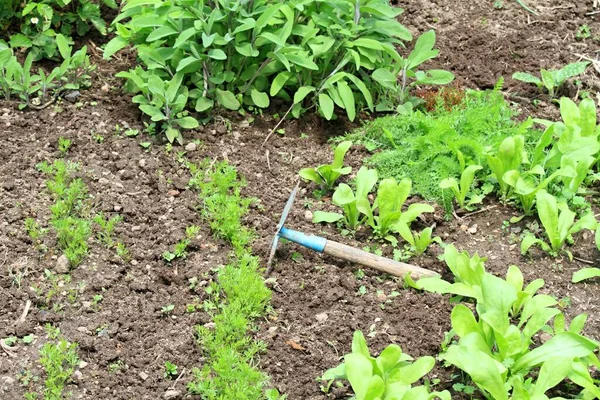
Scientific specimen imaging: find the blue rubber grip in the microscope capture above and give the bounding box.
[278,227,326,252]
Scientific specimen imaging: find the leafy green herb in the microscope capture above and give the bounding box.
[512,62,589,98]
[164,361,178,379]
[439,164,484,210]
[521,190,596,257]
[299,141,352,191]
[320,331,451,400]
[312,167,377,230]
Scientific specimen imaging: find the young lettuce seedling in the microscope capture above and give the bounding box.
[299,141,352,191]
[439,164,484,210]
[512,62,589,98]
[312,166,377,230]
[521,190,596,258]
[320,330,451,400]
[359,177,434,242]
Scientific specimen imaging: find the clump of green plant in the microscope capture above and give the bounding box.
[37,159,92,267]
[341,87,538,211]
[0,34,95,109]
[116,241,130,262]
[360,177,434,242]
[37,338,79,399]
[576,24,592,40]
[164,361,178,379]
[439,160,486,211]
[188,160,255,252]
[94,212,122,248]
[57,136,72,156]
[512,62,589,98]
[25,217,47,250]
[189,254,273,398]
[299,141,352,191]
[2,0,117,61]
[313,166,377,230]
[106,0,452,143]
[320,330,450,399]
[413,246,600,399]
[521,190,596,258]
[162,225,200,262]
[396,225,441,256]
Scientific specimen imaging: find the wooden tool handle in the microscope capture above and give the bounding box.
[323,240,437,279]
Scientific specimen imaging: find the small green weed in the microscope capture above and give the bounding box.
[38,338,79,399]
[57,137,72,156]
[512,62,589,98]
[94,212,122,248]
[164,361,178,379]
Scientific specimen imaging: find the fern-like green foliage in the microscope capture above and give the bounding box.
[341,89,539,211]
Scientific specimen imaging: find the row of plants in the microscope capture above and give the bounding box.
[103,0,454,143]
[321,245,600,399]
[185,159,283,399]
[309,94,600,272]
[31,153,128,269]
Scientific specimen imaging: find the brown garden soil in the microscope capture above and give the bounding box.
[1,1,600,399]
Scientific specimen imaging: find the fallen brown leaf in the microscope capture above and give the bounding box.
[285,339,306,351]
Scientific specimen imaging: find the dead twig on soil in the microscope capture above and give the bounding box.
[15,300,32,325]
[266,149,271,170]
[261,104,293,148]
[169,367,186,390]
[0,339,17,358]
[462,205,499,219]
[573,256,595,265]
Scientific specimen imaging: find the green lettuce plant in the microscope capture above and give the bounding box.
[502,166,575,216]
[312,167,377,230]
[395,225,441,255]
[439,164,483,210]
[512,62,589,98]
[359,177,434,241]
[413,246,600,400]
[440,268,600,400]
[299,141,352,190]
[486,135,525,199]
[320,330,451,400]
[521,190,596,258]
[572,267,600,283]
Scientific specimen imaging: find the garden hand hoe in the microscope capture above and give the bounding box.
[266,183,438,279]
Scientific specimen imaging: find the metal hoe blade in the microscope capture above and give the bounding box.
[266,182,300,275]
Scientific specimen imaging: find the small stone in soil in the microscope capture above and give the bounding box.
[184,142,197,152]
[55,255,70,274]
[164,390,182,399]
[138,372,149,381]
[304,210,313,221]
[315,312,328,323]
[71,370,83,383]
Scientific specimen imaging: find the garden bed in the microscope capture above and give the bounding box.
[1,0,600,399]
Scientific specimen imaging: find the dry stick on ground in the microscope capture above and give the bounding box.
[573,256,595,265]
[461,205,499,219]
[15,300,31,325]
[169,367,186,390]
[261,104,293,148]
